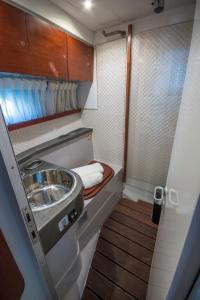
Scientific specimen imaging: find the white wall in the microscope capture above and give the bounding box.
[82,38,126,166]
[82,5,194,174]
[127,21,193,191]
[7,0,94,44]
[94,4,195,45]
[9,113,82,154]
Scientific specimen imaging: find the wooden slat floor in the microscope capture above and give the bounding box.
[82,198,158,300]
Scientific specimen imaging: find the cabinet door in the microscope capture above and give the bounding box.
[0,1,30,74]
[0,1,28,49]
[26,15,67,79]
[67,35,94,81]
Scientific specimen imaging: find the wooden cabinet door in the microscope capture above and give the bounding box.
[67,35,94,81]
[0,1,31,74]
[0,1,28,50]
[26,15,67,79]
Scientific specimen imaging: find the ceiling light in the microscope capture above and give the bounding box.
[84,0,93,10]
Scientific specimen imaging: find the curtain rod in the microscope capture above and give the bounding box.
[0,72,77,83]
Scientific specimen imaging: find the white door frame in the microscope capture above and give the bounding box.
[0,108,57,299]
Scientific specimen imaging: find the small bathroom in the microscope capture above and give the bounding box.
[0,0,200,299]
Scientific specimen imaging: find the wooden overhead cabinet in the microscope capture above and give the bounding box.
[67,35,94,81]
[0,1,30,74]
[26,15,67,79]
[0,1,94,81]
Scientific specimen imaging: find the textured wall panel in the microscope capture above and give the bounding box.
[127,22,193,188]
[82,39,126,166]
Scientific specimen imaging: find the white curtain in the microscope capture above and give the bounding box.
[0,77,78,125]
[47,81,78,114]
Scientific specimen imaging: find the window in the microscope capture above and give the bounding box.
[0,75,79,126]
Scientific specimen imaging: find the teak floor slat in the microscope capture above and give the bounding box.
[97,238,150,282]
[138,200,155,211]
[82,288,100,300]
[87,268,135,300]
[101,227,153,265]
[110,211,157,240]
[82,199,158,300]
[92,252,147,299]
[114,204,158,229]
[104,218,155,251]
[119,198,152,216]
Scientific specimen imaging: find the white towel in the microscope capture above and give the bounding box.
[72,162,104,177]
[80,172,103,189]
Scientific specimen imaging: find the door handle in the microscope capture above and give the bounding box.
[168,188,179,206]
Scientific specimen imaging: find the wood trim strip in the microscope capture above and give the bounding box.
[83,161,114,200]
[8,109,81,131]
[123,24,133,182]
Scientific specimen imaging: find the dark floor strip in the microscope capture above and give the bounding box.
[104,218,155,251]
[100,227,153,265]
[118,198,152,216]
[95,249,148,285]
[87,268,136,300]
[82,287,102,300]
[114,204,158,229]
[138,200,154,211]
[96,237,150,282]
[92,252,147,299]
[110,211,157,240]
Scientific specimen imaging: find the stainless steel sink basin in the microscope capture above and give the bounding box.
[23,169,76,212]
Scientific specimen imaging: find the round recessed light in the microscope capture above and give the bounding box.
[84,0,93,10]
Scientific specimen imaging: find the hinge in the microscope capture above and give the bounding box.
[22,207,38,244]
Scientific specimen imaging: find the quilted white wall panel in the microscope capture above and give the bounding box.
[127,21,193,188]
[82,39,126,166]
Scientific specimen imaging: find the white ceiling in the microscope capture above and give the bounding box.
[50,0,195,31]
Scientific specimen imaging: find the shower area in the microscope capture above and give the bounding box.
[83,19,193,202]
[126,21,193,201]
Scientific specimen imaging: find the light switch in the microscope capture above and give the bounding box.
[58,215,69,232]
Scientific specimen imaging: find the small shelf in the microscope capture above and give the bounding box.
[8,109,81,131]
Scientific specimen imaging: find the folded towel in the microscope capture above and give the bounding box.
[72,162,104,177]
[79,172,104,189]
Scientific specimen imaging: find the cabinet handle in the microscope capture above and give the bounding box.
[169,188,179,206]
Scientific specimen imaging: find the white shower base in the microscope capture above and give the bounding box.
[123,183,154,204]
